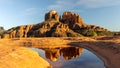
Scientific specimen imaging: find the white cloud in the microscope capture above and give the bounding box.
[48,0,120,10]
[22,8,48,16]
[76,0,120,8]
[23,8,39,16]
[48,0,77,12]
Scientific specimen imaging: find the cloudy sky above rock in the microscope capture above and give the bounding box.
[0,0,120,31]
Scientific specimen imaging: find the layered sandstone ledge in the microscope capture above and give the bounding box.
[0,45,51,68]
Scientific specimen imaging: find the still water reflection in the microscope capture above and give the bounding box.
[32,47,105,68]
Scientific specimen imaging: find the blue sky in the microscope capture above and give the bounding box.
[0,0,120,31]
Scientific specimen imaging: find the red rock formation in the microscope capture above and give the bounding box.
[2,10,109,38]
[61,12,87,29]
[45,10,59,21]
[5,25,33,38]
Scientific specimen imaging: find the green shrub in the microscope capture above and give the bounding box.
[86,31,97,36]
[67,32,75,37]
[92,32,97,36]
[96,31,113,36]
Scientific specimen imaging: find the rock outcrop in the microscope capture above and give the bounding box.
[61,12,87,29]
[45,10,59,21]
[27,21,81,37]
[3,25,33,38]
[2,10,110,38]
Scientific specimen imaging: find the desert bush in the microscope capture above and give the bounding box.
[77,28,96,36]
[67,32,75,37]
[96,31,113,36]
[92,32,97,36]
[85,31,97,36]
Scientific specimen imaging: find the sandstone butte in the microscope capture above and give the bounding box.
[0,45,51,68]
[2,10,109,38]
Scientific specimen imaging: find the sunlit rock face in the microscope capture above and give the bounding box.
[2,25,33,38]
[45,10,59,21]
[2,10,109,38]
[0,46,51,68]
[43,47,83,61]
[61,12,87,29]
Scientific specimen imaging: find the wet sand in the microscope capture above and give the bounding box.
[0,36,120,68]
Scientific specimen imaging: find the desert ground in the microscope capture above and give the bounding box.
[0,36,120,68]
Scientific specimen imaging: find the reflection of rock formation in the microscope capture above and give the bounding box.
[61,47,83,60]
[45,49,60,62]
[43,47,83,61]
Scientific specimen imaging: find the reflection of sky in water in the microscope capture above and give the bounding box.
[31,47,105,68]
[62,49,105,68]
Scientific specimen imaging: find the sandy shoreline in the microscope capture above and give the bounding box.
[0,36,120,68]
[69,36,120,68]
[69,41,120,68]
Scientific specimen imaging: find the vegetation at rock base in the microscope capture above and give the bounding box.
[112,31,120,36]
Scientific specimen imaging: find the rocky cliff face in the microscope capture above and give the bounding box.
[3,25,33,38]
[45,10,59,21]
[61,12,87,29]
[27,21,81,37]
[2,10,110,38]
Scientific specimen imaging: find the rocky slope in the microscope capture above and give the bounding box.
[2,10,110,38]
